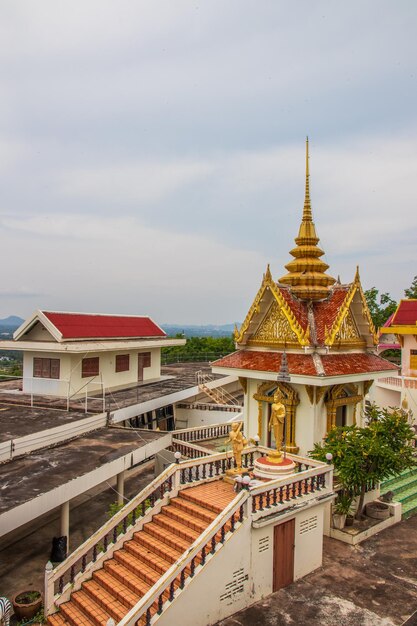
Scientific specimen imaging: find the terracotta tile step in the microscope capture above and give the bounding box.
[133,531,183,563]
[46,613,71,626]
[153,512,200,542]
[105,558,152,597]
[124,537,174,575]
[178,490,224,514]
[160,504,209,533]
[82,578,129,621]
[72,588,118,626]
[143,522,191,552]
[169,496,218,523]
[59,598,97,626]
[93,568,140,608]
[114,548,161,587]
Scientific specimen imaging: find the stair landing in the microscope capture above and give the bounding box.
[47,479,236,626]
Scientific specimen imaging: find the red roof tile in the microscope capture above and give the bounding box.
[213,351,317,376]
[276,286,309,332]
[391,300,417,326]
[320,353,397,376]
[313,286,350,343]
[42,312,166,340]
[213,350,397,377]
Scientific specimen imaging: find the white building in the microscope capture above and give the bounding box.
[372,299,417,415]
[0,310,185,398]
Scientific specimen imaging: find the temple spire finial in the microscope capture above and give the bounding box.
[303,136,312,222]
[279,137,335,301]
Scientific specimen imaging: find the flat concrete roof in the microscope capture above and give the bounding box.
[0,428,166,516]
[0,362,219,415]
[0,403,88,442]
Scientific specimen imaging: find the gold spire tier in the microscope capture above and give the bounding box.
[279,137,335,301]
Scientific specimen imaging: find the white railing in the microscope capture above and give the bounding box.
[118,491,248,626]
[1,413,107,463]
[170,438,214,459]
[45,446,332,620]
[171,422,233,442]
[196,370,241,406]
[377,375,417,390]
[0,374,106,413]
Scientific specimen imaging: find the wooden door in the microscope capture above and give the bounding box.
[273,518,295,591]
[138,352,151,382]
[137,354,144,382]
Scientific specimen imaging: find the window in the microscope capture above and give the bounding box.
[411,350,417,370]
[33,358,60,379]
[116,354,130,373]
[82,357,99,378]
[138,352,151,367]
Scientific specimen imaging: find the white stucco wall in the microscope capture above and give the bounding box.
[22,351,72,396]
[23,347,161,397]
[402,335,417,377]
[174,406,240,429]
[157,501,326,626]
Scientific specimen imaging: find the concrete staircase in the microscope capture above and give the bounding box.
[381,468,417,518]
[47,481,235,626]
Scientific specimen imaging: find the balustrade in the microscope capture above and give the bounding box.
[46,444,332,621]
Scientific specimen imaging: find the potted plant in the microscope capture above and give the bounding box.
[12,590,42,621]
[332,491,353,530]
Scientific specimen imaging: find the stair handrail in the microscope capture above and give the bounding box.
[117,490,248,626]
[45,461,179,614]
[170,438,215,458]
[172,422,233,442]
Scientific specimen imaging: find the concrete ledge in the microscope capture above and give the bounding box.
[329,501,402,545]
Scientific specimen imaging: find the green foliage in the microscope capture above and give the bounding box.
[364,287,397,330]
[405,275,417,299]
[310,404,416,518]
[18,608,46,624]
[162,335,235,363]
[333,490,354,516]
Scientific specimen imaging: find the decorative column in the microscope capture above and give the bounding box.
[60,500,70,550]
[117,471,125,506]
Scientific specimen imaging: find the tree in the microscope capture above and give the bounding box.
[364,287,397,330]
[310,404,416,519]
[405,276,417,299]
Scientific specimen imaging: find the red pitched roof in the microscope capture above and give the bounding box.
[391,300,417,326]
[313,286,350,343]
[277,286,309,332]
[213,351,317,376]
[42,312,166,340]
[213,350,397,377]
[320,353,397,376]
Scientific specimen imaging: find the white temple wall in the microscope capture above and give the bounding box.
[246,378,261,441]
[157,502,326,626]
[294,385,315,456]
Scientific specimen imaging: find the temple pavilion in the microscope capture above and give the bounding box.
[212,139,397,455]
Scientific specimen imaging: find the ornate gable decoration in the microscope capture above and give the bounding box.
[324,269,377,347]
[234,265,309,346]
[333,309,360,343]
[249,301,299,346]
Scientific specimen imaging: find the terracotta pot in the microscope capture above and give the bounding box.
[12,590,42,621]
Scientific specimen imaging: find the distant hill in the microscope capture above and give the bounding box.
[162,323,238,338]
[0,316,24,328]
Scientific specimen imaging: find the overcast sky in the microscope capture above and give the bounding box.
[0,1,416,324]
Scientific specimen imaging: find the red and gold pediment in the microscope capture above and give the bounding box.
[323,269,377,348]
[234,265,310,348]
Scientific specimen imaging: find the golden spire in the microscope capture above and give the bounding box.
[279,137,335,301]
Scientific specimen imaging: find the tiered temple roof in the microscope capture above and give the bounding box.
[214,139,397,381]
